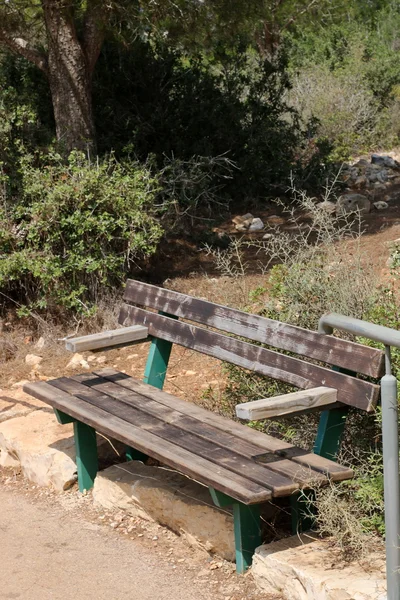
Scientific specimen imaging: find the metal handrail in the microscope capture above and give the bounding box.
[319,312,400,600]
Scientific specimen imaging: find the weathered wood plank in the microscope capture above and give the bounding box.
[123,280,384,378]
[72,372,327,486]
[65,325,149,353]
[48,376,299,496]
[236,387,338,420]
[95,369,354,481]
[23,381,272,505]
[118,305,380,411]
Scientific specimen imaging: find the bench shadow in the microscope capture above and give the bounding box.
[0,396,53,414]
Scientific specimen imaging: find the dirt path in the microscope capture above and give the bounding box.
[0,489,199,600]
[0,480,273,600]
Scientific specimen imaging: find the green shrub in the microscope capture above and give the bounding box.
[0,152,162,315]
[206,188,392,551]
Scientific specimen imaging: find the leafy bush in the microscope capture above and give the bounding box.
[94,40,329,202]
[0,152,162,315]
[205,187,392,553]
[285,7,400,160]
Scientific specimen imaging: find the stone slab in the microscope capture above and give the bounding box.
[252,534,386,600]
[0,386,47,423]
[92,461,235,560]
[0,410,125,491]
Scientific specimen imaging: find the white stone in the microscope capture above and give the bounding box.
[25,354,43,367]
[374,201,389,210]
[249,218,264,232]
[252,534,386,600]
[262,233,274,240]
[0,448,20,467]
[66,353,90,370]
[0,410,77,490]
[93,461,235,560]
[0,410,124,490]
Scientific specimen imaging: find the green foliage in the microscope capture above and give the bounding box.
[94,40,328,202]
[0,152,162,315]
[285,3,400,158]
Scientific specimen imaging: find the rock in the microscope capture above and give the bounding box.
[0,411,77,490]
[371,154,400,168]
[0,410,125,490]
[353,159,369,168]
[10,379,30,389]
[248,218,264,232]
[0,447,20,467]
[252,534,386,600]
[25,354,43,367]
[336,194,371,215]
[316,201,336,214]
[262,233,274,240]
[0,387,46,423]
[374,201,389,210]
[34,337,46,350]
[376,170,388,183]
[93,461,235,560]
[95,355,107,364]
[66,353,90,370]
[232,213,254,231]
[354,175,367,188]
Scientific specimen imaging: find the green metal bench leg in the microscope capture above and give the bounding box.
[210,488,261,573]
[314,406,349,460]
[291,366,352,532]
[74,421,99,493]
[290,491,314,534]
[233,503,261,573]
[291,405,348,533]
[126,311,177,461]
[314,365,353,461]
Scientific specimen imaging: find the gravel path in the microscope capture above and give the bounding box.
[0,486,229,600]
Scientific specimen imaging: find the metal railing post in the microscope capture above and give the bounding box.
[319,313,400,600]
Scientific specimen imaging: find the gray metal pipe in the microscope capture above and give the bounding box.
[318,312,400,347]
[318,314,400,600]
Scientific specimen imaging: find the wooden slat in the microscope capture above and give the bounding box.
[123,280,384,378]
[118,306,380,412]
[95,368,354,481]
[47,376,299,497]
[72,372,327,486]
[23,381,272,504]
[65,325,149,353]
[236,387,338,420]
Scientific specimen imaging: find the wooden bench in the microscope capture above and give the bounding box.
[24,279,384,573]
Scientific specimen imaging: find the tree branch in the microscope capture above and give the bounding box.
[0,31,48,73]
[82,0,107,75]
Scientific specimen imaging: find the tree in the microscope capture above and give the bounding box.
[0,0,110,153]
[0,0,348,153]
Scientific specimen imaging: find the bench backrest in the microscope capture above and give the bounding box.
[119,279,384,412]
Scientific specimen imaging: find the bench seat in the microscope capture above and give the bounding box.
[25,368,353,506]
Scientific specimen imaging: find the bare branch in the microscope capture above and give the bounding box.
[0,31,48,73]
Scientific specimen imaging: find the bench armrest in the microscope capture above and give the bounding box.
[235,386,338,420]
[65,325,149,353]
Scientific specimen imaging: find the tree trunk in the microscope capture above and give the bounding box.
[43,1,97,155]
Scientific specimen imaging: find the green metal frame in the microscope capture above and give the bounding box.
[291,366,353,534]
[210,487,261,574]
[126,311,177,461]
[54,409,99,492]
